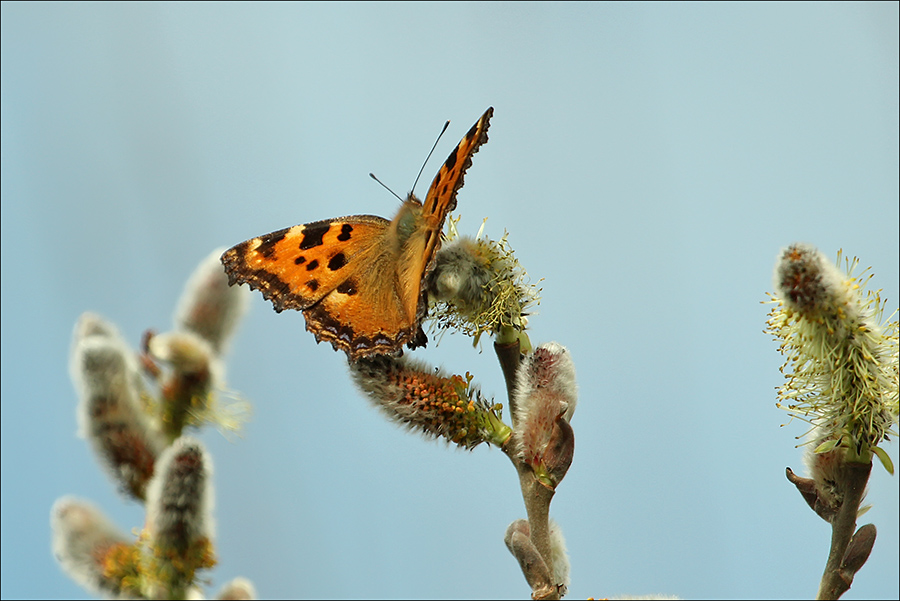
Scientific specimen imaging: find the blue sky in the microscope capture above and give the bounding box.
[2,3,898,599]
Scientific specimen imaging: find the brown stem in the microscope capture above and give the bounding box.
[517,467,558,598]
[816,461,872,600]
[494,339,521,420]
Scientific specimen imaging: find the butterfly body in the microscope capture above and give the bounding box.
[222,107,493,361]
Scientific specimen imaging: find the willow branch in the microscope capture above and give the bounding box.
[815,461,873,600]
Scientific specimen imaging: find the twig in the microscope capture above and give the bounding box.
[815,461,873,600]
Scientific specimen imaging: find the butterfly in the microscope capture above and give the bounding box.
[221,107,493,361]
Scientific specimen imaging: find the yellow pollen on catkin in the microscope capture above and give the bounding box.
[765,247,898,467]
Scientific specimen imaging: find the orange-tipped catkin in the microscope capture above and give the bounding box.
[70,312,164,500]
[174,247,250,355]
[350,355,511,449]
[514,342,578,489]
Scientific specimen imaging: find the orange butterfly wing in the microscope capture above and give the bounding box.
[423,107,494,227]
[221,107,493,361]
[221,215,389,312]
[393,107,493,331]
[221,215,417,358]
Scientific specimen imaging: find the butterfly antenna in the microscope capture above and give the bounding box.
[369,173,404,202]
[412,119,450,193]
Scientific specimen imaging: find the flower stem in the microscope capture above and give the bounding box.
[516,466,558,600]
[816,461,872,600]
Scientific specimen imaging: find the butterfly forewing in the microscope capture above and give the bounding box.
[413,107,493,291]
[221,215,390,312]
[422,107,493,221]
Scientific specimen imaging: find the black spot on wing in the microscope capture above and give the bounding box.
[336,279,357,296]
[444,146,457,171]
[306,259,319,271]
[294,255,306,265]
[221,247,311,312]
[307,279,319,292]
[337,224,353,242]
[328,253,347,271]
[300,223,330,250]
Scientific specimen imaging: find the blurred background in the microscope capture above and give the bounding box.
[2,3,897,599]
